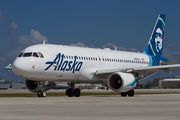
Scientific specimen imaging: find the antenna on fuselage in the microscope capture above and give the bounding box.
[115,47,117,51]
[43,40,45,44]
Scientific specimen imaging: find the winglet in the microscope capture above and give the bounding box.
[5,64,12,70]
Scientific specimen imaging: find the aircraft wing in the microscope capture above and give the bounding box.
[95,64,180,78]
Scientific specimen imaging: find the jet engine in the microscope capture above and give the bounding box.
[25,79,55,92]
[108,72,137,92]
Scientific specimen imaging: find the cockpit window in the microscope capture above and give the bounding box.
[38,52,44,58]
[23,52,32,57]
[18,53,23,57]
[33,52,39,58]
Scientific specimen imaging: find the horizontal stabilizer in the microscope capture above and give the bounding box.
[160,61,180,65]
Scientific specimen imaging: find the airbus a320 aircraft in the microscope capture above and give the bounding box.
[7,14,180,97]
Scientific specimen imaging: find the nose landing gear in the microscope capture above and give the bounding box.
[37,90,46,97]
[37,81,46,97]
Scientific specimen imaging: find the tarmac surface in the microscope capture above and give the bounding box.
[1,89,180,94]
[0,93,180,120]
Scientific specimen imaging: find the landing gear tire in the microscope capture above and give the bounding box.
[121,92,127,97]
[128,89,134,97]
[66,88,73,97]
[73,88,81,97]
[66,88,81,97]
[41,91,46,97]
[37,91,42,97]
[37,90,46,97]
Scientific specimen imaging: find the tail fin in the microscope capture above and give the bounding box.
[143,14,166,57]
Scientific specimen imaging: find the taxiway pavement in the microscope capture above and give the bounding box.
[0,89,180,94]
[0,94,180,120]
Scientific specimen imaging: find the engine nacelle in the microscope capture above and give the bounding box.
[25,80,55,92]
[108,72,137,92]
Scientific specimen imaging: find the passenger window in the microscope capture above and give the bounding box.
[38,52,44,58]
[18,53,23,57]
[33,53,39,58]
[23,52,32,57]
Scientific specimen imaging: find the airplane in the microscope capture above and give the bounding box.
[6,14,180,97]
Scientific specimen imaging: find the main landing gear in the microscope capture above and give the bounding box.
[121,89,134,97]
[66,82,81,97]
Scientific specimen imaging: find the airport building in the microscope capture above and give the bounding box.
[0,79,25,90]
[159,78,180,88]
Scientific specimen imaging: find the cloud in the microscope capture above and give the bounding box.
[69,42,87,47]
[164,35,179,52]
[101,43,117,50]
[18,29,48,46]
[6,21,48,49]
[7,22,19,42]
[1,21,49,67]
[163,49,180,61]
[69,42,143,52]
[162,35,180,61]
[101,43,141,52]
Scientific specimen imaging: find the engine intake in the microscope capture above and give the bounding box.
[25,80,55,92]
[25,80,40,92]
[108,72,136,92]
[109,74,122,89]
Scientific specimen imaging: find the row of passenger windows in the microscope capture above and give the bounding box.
[18,52,44,58]
[63,55,150,64]
[17,52,150,65]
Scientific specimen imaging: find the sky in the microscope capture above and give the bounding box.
[0,0,180,82]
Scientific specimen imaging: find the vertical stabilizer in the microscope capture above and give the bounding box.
[143,14,166,57]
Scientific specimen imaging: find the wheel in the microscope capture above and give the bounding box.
[66,88,73,97]
[37,91,42,97]
[121,92,127,97]
[128,89,134,97]
[41,91,46,97]
[73,88,81,97]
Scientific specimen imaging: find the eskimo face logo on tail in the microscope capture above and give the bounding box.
[44,53,83,74]
[155,28,163,52]
[150,16,165,57]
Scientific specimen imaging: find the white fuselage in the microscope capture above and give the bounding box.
[12,44,151,84]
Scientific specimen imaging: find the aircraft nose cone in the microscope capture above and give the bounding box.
[12,59,26,77]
